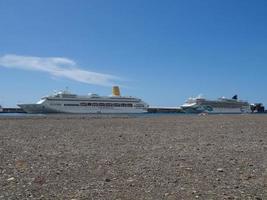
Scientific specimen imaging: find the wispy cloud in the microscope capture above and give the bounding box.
[0,54,120,86]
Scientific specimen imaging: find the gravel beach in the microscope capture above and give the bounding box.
[0,114,266,200]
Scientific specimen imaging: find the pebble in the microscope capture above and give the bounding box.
[105,178,111,182]
[217,168,224,172]
[7,177,15,181]
[127,177,134,182]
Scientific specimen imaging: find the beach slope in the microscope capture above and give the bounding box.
[0,115,266,199]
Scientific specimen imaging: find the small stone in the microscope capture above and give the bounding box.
[7,177,15,181]
[15,160,27,170]
[34,176,46,185]
[226,196,234,200]
[105,178,111,182]
[217,168,224,172]
[127,177,134,182]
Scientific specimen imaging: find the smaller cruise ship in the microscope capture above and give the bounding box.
[18,86,148,114]
[181,95,251,114]
[0,105,3,112]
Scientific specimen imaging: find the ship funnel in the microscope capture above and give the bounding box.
[232,95,238,100]
[112,86,121,96]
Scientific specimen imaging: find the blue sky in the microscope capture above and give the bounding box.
[0,0,267,107]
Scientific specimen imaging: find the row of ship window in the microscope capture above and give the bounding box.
[79,102,134,107]
[50,103,145,107]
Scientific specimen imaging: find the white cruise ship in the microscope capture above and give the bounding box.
[18,86,148,114]
[181,95,251,114]
[0,105,3,112]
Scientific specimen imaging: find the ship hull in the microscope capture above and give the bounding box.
[18,104,147,114]
[182,105,251,114]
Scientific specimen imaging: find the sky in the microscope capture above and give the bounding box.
[0,0,267,107]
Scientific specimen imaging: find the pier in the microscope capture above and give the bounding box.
[1,108,26,113]
[147,107,184,113]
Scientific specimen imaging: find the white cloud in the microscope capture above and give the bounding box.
[0,54,120,86]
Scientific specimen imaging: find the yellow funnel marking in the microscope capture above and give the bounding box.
[112,86,121,96]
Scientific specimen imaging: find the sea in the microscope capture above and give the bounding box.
[0,112,191,118]
[0,112,265,118]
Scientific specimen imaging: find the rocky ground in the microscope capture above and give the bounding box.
[0,114,266,200]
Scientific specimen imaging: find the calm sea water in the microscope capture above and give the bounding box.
[0,112,187,118]
[0,113,46,117]
[0,112,265,118]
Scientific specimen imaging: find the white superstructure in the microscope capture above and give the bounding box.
[18,86,148,114]
[181,95,251,114]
